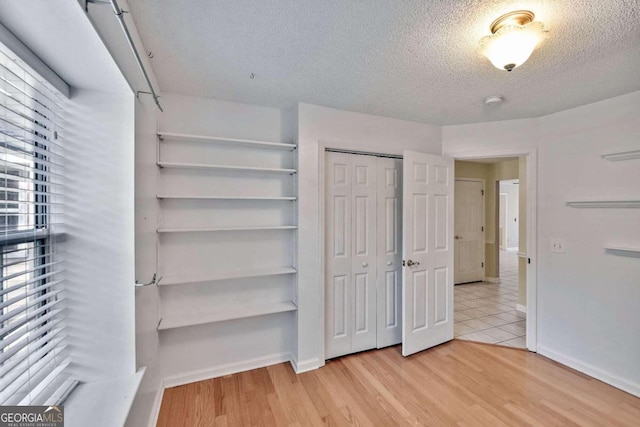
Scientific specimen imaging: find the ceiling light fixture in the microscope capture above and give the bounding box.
[479,10,547,72]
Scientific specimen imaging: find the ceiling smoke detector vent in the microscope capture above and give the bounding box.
[484,95,503,106]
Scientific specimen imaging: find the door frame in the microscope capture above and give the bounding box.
[448,147,537,352]
[454,177,486,284]
[499,192,508,250]
[319,141,403,362]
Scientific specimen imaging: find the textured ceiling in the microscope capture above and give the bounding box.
[126,0,640,125]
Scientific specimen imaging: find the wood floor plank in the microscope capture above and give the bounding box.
[156,340,640,426]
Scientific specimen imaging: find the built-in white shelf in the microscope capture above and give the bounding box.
[157,301,297,331]
[159,267,297,286]
[565,199,640,208]
[157,225,297,233]
[604,245,640,256]
[158,132,296,151]
[157,161,297,174]
[601,150,640,162]
[157,195,297,201]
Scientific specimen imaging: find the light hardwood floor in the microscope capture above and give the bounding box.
[157,340,640,426]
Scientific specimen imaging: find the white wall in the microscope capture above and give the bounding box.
[499,180,519,248]
[536,91,640,395]
[443,90,640,396]
[64,89,136,382]
[295,103,441,369]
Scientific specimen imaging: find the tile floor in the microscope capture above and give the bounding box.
[454,249,526,348]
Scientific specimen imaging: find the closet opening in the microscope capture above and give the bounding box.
[323,149,403,359]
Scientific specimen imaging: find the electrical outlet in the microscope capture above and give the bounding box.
[550,238,566,253]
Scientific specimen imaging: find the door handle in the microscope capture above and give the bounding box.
[387,261,392,266]
[405,259,420,267]
[362,262,368,267]
[455,235,462,239]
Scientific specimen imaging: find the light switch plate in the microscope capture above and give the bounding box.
[550,238,566,253]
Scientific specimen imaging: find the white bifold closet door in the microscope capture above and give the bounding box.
[325,151,402,359]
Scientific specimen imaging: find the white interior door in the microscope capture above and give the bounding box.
[325,152,377,358]
[326,152,352,358]
[350,154,378,353]
[402,151,454,356]
[376,157,402,348]
[454,179,485,284]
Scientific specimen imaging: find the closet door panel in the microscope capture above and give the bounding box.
[376,157,403,348]
[325,152,353,358]
[350,155,378,352]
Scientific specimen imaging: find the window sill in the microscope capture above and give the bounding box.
[64,368,145,427]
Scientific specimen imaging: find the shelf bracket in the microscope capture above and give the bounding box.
[135,273,157,287]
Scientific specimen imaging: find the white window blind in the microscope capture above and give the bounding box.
[0,42,73,405]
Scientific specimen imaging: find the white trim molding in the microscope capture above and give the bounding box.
[290,355,323,374]
[162,352,291,389]
[484,277,501,283]
[516,304,527,314]
[148,382,165,427]
[517,252,527,258]
[148,352,294,426]
[538,346,640,398]
[601,149,640,162]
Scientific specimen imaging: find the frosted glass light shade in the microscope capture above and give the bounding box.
[479,21,546,71]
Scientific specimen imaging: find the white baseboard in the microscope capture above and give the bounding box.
[147,384,164,427]
[162,352,291,389]
[516,304,526,314]
[484,277,501,283]
[146,353,290,427]
[538,345,640,398]
[290,354,323,374]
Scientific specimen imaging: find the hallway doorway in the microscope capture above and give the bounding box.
[453,249,525,347]
[453,157,527,349]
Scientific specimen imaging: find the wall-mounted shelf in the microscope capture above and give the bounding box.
[157,195,297,201]
[159,267,297,286]
[158,132,296,151]
[157,225,297,233]
[565,199,640,208]
[601,150,640,162]
[604,246,640,257]
[157,301,297,331]
[157,161,296,175]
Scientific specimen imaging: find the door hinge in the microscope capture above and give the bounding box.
[528,258,531,264]
[481,189,484,196]
[402,260,406,267]
[481,226,484,232]
[481,262,484,268]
